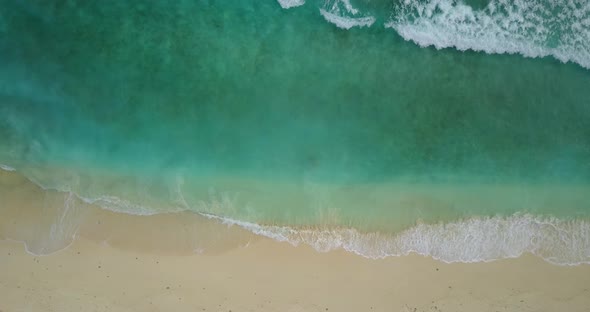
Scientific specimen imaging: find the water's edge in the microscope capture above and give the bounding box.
[2,165,588,266]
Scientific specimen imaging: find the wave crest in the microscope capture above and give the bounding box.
[386,0,590,68]
[278,0,590,68]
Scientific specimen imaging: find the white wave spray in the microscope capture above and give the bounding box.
[202,212,590,265]
[320,0,376,29]
[277,0,306,9]
[277,0,590,68]
[0,164,16,171]
[386,0,590,68]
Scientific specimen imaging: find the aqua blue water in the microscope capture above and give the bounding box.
[1,0,589,263]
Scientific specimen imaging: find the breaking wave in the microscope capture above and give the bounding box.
[386,0,590,69]
[280,0,590,68]
[319,9,376,29]
[277,0,305,9]
[318,0,376,29]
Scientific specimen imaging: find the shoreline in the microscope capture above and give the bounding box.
[2,168,590,265]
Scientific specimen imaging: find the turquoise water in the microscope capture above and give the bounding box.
[1,0,590,263]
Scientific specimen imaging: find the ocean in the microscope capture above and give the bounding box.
[1,0,589,264]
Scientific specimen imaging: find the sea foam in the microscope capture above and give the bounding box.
[279,0,590,68]
[386,0,590,68]
[319,0,376,29]
[0,164,16,171]
[277,0,305,9]
[202,213,590,265]
[319,9,375,29]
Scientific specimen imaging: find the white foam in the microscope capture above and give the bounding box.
[202,213,590,265]
[0,164,16,171]
[318,0,376,29]
[320,9,375,29]
[338,0,359,15]
[277,0,305,9]
[386,0,590,69]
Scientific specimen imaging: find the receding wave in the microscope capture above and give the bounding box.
[202,212,590,265]
[0,164,15,171]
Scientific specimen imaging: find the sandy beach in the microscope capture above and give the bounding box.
[2,0,590,310]
[2,221,590,312]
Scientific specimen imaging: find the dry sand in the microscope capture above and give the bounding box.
[2,232,590,312]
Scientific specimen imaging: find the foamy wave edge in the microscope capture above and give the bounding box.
[0,164,16,171]
[3,165,589,265]
[277,0,590,69]
[319,9,375,30]
[201,212,590,266]
[0,165,176,216]
[383,0,590,70]
[277,0,305,9]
